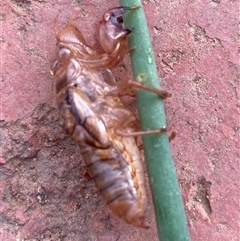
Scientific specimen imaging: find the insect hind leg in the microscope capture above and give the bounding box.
[116,125,176,141]
[116,78,171,99]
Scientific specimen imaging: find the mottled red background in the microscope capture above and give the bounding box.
[1,0,239,240]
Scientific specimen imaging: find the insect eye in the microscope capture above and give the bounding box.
[58,47,71,59]
[109,14,123,27]
[116,16,123,24]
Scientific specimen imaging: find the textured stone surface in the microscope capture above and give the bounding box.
[1,0,239,240]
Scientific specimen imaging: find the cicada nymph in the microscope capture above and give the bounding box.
[50,6,171,228]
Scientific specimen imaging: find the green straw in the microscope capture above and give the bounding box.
[119,1,191,240]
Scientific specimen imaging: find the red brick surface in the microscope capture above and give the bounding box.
[1,0,239,240]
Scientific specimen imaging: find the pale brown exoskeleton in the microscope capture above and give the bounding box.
[50,6,171,228]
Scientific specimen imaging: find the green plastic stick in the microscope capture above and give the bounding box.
[119,1,191,240]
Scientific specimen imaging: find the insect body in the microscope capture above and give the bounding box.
[51,7,169,228]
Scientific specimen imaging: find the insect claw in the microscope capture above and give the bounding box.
[129,5,141,10]
[83,170,92,180]
[143,221,150,228]
[169,131,176,142]
[128,47,136,54]
[124,29,132,35]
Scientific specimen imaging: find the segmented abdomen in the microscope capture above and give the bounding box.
[78,136,148,228]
